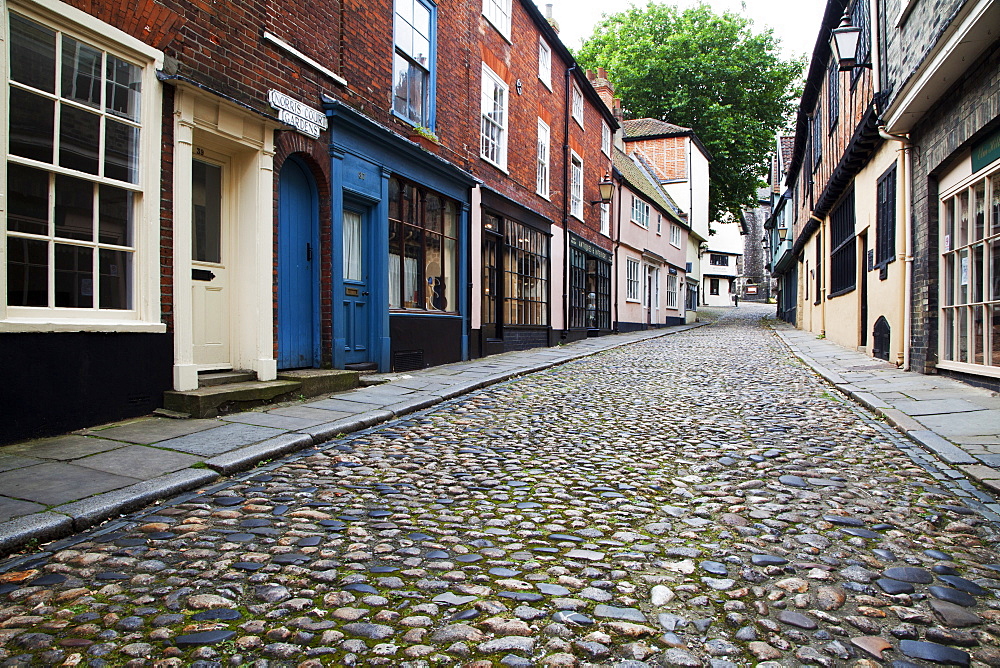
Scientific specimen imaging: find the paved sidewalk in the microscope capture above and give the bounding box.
[773,320,1000,505]
[0,324,702,555]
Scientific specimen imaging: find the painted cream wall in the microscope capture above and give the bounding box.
[857,145,906,362]
[617,247,646,325]
[550,222,565,331]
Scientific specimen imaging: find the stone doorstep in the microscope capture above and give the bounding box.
[276,368,360,396]
[198,370,256,387]
[163,380,303,418]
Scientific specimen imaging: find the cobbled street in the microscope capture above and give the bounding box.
[2,307,1000,667]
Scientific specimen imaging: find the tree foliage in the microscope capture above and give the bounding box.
[576,2,804,221]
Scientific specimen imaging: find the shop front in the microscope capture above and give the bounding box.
[568,233,612,338]
[323,98,475,372]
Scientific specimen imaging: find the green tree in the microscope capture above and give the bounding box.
[577,2,804,221]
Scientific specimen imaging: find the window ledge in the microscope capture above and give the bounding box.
[827,286,857,299]
[480,156,509,174]
[0,319,167,334]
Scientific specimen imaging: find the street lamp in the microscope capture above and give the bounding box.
[591,172,614,205]
[778,227,790,241]
[830,10,870,71]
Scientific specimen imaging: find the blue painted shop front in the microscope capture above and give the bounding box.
[323,98,476,372]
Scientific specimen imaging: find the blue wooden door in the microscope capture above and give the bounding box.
[342,208,370,364]
[277,157,318,369]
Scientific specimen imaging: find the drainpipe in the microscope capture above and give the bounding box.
[561,66,575,335]
[613,179,623,329]
[879,125,913,370]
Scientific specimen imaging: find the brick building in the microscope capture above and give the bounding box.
[0,0,618,442]
[768,0,1000,388]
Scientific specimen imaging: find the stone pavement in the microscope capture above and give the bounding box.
[0,324,703,556]
[772,321,1000,511]
[0,305,998,667]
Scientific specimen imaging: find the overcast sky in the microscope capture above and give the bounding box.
[534,0,826,61]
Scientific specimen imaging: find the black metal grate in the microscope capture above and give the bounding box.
[392,350,425,372]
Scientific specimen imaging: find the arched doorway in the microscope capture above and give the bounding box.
[277,155,320,369]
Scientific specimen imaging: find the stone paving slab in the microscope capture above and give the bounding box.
[0,462,140,506]
[83,417,223,444]
[72,444,202,479]
[773,321,1000,497]
[1,434,123,460]
[0,324,693,556]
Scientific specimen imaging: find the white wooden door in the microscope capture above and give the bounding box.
[191,155,231,369]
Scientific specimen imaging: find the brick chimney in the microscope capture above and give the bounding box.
[587,67,616,116]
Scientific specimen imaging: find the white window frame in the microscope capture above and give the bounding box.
[480,63,508,171]
[570,151,584,220]
[1,0,165,333]
[600,203,610,236]
[626,258,641,302]
[482,0,511,40]
[670,223,681,247]
[631,196,650,229]
[572,84,584,127]
[538,38,551,90]
[536,118,549,199]
[665,273,678,309]
[601,122,611,156]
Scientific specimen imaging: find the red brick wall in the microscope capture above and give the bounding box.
[627,137,688,182]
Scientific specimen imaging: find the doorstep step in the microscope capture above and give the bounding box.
[276,369,360,396]
[164,380,302,418]
[199,370,256,387]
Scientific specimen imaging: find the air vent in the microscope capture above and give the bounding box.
[392,350,424,372]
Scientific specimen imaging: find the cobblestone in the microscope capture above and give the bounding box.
[1,306,998,665]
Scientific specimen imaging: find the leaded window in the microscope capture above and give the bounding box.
[502,219,548,326]
[569,247,610,329]
[850,0,870,86]
[388,177,458,312]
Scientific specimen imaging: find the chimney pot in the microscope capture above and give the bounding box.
[597,67,607,79]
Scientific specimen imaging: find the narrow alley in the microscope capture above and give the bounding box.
[1,306,998,667]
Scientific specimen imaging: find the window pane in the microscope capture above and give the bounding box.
[443,200,456,238]
[942,309,954,361]
[9,14,56,93]
[105,55,141,121]
[9,88,54,163]
[959,249,969,304]
[104,119,139,183]
[61,35,102,108]
[389,220,402,308]
[99,248,131,309]
[993,306,1000,367]
[344,210,362,282]
[99,184,133,246]
[974,180,986,241]
[7,163,50,236]
[59,103,100,174]
[397,0,413,25]
[958,191,969,247]
[944,254,955,306]
[425,195,442,233]
[55,174,94,241]
[992,174,1000,237]
[974,305,985,365]
[7,237,48,306]
[403,224,423,308]
[441,236,455,314]
[992,241,1000,301]
[192,160,222,263]
[425,232,444,310]
[958,306,969,363]
[413,1,431,37]
[973,244,984,303]
[54,243,93,307]
[394,18,413,57]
